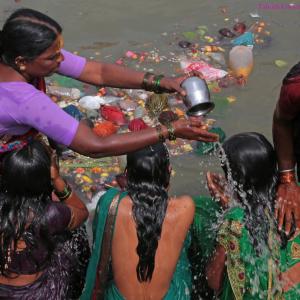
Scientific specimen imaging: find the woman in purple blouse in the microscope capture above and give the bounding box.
[0,140,89,299]
[0,8,218,157]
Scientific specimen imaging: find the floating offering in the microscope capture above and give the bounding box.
[158,110,179,125]
[128,118,148,132]
[178,40,192,49]
[93,121,118,137]
[218,28,236,38]
[100,105,127,125]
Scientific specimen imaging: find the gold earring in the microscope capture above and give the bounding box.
[19,65,26,71]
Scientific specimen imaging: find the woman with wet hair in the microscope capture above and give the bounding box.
[0,140,89,299]
[82,143,195,299]
[0,8,217,159]
[204,132,284,299]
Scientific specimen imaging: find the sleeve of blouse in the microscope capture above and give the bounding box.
[278,81,300,119]
[17,88,79,146]
[45,202,72,235]
[58,49,87,78]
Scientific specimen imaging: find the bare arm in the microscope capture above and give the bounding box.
[272,103,295,170]
[69,119,218,158]
[52,176,88,230]
[50,151,88,229]
[272,101,300,234]
[206,244,226,291]
[78,60,201,95]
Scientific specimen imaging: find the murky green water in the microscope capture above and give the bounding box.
[1,0,299,196]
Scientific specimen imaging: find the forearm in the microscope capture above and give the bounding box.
[79,61,145,88]
[206,245,226,291]
[273,106,295,170]
[52,176,88,227]
[70,122,169,158]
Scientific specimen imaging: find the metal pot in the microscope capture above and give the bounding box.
[181,76,214,116]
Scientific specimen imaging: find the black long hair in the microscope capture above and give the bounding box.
[221,132,278,255]
[0,140,53,276]
[126,143,171,282]
[283,61,300,83]
[0,8,62,66]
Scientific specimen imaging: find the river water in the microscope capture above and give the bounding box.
[1,0,299,196]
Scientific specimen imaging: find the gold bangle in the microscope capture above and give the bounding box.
[279,170,296,184]
[155,125,165,142]
[142,72,155,91]
[165,122,176,141]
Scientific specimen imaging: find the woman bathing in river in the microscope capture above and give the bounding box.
[203,132,300,299]
[82,143,195,299]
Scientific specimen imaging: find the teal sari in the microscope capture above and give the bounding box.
[81,188,193,300]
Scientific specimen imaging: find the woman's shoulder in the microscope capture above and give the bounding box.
[169,195,195,223]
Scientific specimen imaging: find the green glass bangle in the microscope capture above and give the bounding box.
[154,74,164,87]
[54,182,72,201]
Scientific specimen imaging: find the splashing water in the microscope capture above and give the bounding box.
[210,141,283,298]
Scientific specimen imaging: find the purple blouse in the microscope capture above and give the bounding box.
[0,50,87,146]
[8,202,71,275]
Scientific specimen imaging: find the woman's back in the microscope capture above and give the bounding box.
[111,194,195,300]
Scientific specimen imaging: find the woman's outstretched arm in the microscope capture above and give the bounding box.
[70,119,218,158]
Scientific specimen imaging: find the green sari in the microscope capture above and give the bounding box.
[192,196,283,300]
[280,234,300,299]
[81,188,193,300]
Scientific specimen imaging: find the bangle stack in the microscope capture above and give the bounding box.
[279,168,296,184]
[54,182,72,201]
[141,72,165,93]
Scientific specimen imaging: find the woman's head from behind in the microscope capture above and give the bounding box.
[1,139,52,197]
[126,143,171,282]
[126,142,170,190]
[221,132,278,254]
[0,8,63,77]
[221,132,277,203]
[0,140,53,275]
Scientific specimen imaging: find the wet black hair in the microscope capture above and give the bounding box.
[221,132,278,255]
[126,143,170,282]
[283,61,300,83]
[0,8,62,66]
[0,140,54,276]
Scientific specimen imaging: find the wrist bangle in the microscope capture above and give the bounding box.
[142,72,155,91]
[279,170,296,184]
[165,122,176,141]
[153,74,165,93]
[279,168,295,173]
[155,125,166,142]
[54,182,72,201]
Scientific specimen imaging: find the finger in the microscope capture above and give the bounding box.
[188,116,205,124]
[294,211,300,234]
[293,227,300,239]
[284,209,293,235]
[189,70,204,79]
[179,87,187,96]
[274,202,279,220]
[193,129,219,141]
[276,199,285,231]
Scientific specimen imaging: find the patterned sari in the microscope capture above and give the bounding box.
[192,196,285,300]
